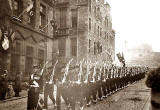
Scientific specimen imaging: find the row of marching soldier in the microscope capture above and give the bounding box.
[56,59,149,110]
[25,59,149,110]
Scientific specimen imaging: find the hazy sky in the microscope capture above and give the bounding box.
[105,0,160,52]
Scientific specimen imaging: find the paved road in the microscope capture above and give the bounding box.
[0,79,151,110]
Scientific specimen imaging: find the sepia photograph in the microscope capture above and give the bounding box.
[0,0,160,110]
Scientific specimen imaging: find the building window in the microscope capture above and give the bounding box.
[71,9,77,28]
[100,28,102,37]
[25,46,34,76]
[28,0,35,26]
[97,26,99,37]
[12,42,21,53]
[89,18,91,32]
[97,41,100,53]
[94,6,97,16]
[107,18,109,27]
[99,44,103,53]
[89,0,91,13]
[105,17,107,27]
[26,46,34,57]
[13,0,23,17]
[94,42,97,55]
[60,7,67,28]
[39,4,46,29]
[70,38,77,56]
[89,39,91,53]
[97,7,100,17]
[10,42,21,74]
[94,23,96,34]
[38,49,44,66]
[58,38,66,56]
[105,32,106,39]
[107,33,109,47]
[11,54,20,74]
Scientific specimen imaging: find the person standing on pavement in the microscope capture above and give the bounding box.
[0,70,8,100]
[146,67,160,110]
[0,68,3,100]
[27,65,43,110]
[14,72,22,97]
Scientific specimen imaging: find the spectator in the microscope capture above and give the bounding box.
[14,72,22,97]
[7,81,14,98]
[146,67,160,110]
[0,70,8,100]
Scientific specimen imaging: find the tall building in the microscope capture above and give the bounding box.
[53,0,115,66]
[0,0,54,76]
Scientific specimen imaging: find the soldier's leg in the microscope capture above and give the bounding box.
[106,80,110,95]
[70,100,76,110]
[92,84,97,103]
[56,85,61,110]
[98,87,102,100]
[43,87,49,109]
[97,82,102,100]
[62,92,69,106]
[86,85,91,105]
[48,86,56,105]
[102,83,107,97]
[34,92,40,109]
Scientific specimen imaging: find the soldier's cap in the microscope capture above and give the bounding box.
[4,70,8,73]
[33,64,39,69]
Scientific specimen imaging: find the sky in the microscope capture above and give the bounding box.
[105,0,160,53]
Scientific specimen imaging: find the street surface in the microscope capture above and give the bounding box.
[0,79,151,110]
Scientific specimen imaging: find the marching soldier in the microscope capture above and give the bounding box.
[85,70,92,106]
[43,67,56,110]
[96,68,102,101]
[91,66,98,104]
[43,60,58,110]
[101,67,107,98]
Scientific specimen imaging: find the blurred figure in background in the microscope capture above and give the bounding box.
[0,70,8,100]
[14,72,22,97]
[146,67,160,110]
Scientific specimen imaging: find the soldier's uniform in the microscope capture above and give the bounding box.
[97,68,103,101]
[27,66,43,110]
[85,72,92,106]
[43,70,56,110]
[101,67,107,98]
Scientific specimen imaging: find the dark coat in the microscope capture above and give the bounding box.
[27,73,43,110]
[14,74,22,92]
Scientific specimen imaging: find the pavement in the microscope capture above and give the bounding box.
[0,79,151,110]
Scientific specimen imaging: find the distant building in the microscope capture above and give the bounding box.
[0,0,54,76]
[53,0,115,66]
[125,44,160,68]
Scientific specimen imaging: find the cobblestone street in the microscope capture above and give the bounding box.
[0,79,151,110]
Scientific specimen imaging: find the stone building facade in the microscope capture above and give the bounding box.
[0,0,54,76]
[53,0,115,66]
